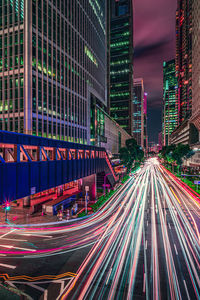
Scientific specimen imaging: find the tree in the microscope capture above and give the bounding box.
[137,148,144,161]
[119,138,144,171]
[172,144,194,168]
[160,143,194,173]
[119,147,130,166]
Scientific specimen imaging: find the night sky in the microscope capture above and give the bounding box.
[134,0,177,143]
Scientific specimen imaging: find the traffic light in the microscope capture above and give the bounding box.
[5,203,10,211]
[2,202,11,211]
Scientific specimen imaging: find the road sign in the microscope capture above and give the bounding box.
[30,187,36,195]
[194,181,200,185]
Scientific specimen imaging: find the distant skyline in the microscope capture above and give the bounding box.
[134,0,177,143]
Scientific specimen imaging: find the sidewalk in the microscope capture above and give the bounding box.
[0,208,58,225]
[0,186,85,226]
[0,199,88,226]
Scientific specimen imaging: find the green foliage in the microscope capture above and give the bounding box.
[119,147,130,165]
[171,171,200,196]
[126,138,137,149]
[137,148,144,161]
[77,211,87,218]
[119,138,144,171]
[91,190,115,212]
[121,175,130,184]
[160,143,194,166]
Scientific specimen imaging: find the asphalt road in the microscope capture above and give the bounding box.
[0,158,199,300]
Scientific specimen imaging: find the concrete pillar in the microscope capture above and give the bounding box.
[82,174,96,202]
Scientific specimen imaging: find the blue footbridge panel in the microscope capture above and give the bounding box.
[0,131,118,203]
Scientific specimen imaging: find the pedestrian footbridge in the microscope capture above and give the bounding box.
[0,131,118,203]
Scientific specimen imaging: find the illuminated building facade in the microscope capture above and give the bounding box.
[133,78,145,149]
[190,0,200,140]
[176,0,192,125]
[107,0,134,135]
[143,92,148,153]
[162,60,178,146]
[158,132,162,151]
[0,0,106,144]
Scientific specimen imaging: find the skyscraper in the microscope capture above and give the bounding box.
[162,60,178,146]
[0,0,106,144]
[133,78,144,148]
[176,0,192,125]
[143,91,148,152]
[107,0,134,136]
[190,0,200,139]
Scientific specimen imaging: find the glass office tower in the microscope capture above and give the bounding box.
[162,60,178,146]
[107,0,134,136]
[133,78,144,148]
[190,0,200,137]
[0,0,106,144]
[176,0,192,124]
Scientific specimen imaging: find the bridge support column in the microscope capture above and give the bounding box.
[81,174,96,202]
[23,196,31,207]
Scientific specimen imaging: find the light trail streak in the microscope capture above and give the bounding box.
[60,169,148,299]
[156,165,200,299]
[1,158,200,300]
[153,167,182,299]
[150,169,161,300]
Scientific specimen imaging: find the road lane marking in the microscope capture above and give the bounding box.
[6,281,16,288]
[1,238,27,242]
[11,279,72,284]
[25,283,48,300]
[183,280,191,300]
[19,233,53,238]
[60,281,65,293]
[106,268,112,285]
[0,245,36,252]
[143,273,146,293]
[145,240,148,250]
[0,263,16,269]
[27,283,46,292]
[174,244,178,255]
[0,245,13,249]
[147,220,148,227]
[168,223,171,230]
[0,272,77,283]
[0,229,17,239]
[170,187,181,204]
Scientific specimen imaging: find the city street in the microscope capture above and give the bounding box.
[0,1,199,299]
[0,158,200,300]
